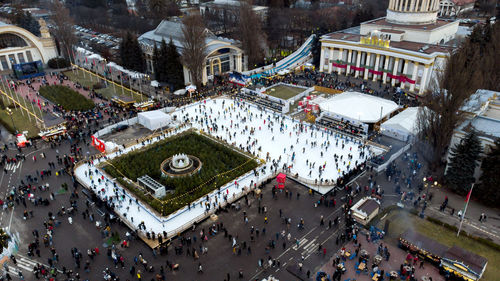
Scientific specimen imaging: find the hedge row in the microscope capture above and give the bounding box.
[38,85,94,111]
[105,132,259,216]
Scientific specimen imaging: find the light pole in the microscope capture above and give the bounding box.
[420,177,438,218]
[6,108,17,133]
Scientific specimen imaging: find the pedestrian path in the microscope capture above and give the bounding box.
[4,162,21,172]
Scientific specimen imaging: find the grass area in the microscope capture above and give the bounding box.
[39,85,94,111]
[380,210,500,281]
[266,84,305,100]
[64,70,144,101]
[0,105,41,138]
[104,131,259,216]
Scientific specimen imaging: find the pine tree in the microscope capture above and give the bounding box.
[445,130,483,195]
[165,38,184,90]
[120,32,146,72]
[476,138,500,206]
[152,44,160,81]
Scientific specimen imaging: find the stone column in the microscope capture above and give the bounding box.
[346,50,353,75]
[410,0,416,11]
[354,51,362,78]
[399,0,404,11]
[372,54,381,81]
[364,53,371,80]
[391,58,400,86]
[419,64,430,94]
[410,62,419,92]
[337,48,343,75]
[319,47,325,72]
[401,59,409,89]
[382,55,390,84]
[236,54,242,72]
[328,48,334,73]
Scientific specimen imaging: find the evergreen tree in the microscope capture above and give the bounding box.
[165,38,184,90]
[445,130,483,195]
[11,9,40,36]
[120,32,146,72]
[476,138,500,206]
[152,44,161,81]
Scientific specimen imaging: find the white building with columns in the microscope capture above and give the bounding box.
[320,0,459,95]
[139,20,246,86]
[0,19,57,71]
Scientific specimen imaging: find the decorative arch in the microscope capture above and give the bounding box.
[0,25,51,63]
[205,44,243,59]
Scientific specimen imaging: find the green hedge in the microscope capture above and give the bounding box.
[104,132,259,216]
[47,57,70,69]
[38,85,94,111]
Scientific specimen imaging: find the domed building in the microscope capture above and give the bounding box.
[319,0,459,95]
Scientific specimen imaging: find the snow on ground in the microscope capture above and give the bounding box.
[75,97,383,237]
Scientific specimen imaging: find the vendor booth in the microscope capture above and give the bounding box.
[399,230,448,264]
[350,197,380,225]
[440,246,488,281]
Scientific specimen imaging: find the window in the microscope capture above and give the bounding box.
[26,50,33,62]
[0,33,27,49]
[0,56,8,70]
[8,54,16,65]
[17,53,25,63]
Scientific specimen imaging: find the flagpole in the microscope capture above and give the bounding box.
[119,72,125,96]
[5,77,24,117]
[457,183,474,237]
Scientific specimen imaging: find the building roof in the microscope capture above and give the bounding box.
[321,32,455,55]
[400,230,449,258]
[443,246,488,275]
[362,18,453,31]
[139,19,239,54]
[358,199,379,214]
[318,91,399,123]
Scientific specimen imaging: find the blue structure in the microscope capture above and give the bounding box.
[13,60,45,80]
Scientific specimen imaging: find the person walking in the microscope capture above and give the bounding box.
[198,263,203,273]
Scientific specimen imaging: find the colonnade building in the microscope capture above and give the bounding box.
[320,0,459,95]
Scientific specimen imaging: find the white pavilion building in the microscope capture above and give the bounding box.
[319,0,459,95]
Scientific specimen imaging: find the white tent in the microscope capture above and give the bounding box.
[318,91,399,123]
[380,107,420,141]
[137,110,171,131]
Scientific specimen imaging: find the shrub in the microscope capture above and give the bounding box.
[104,131,259,216]
[92,82,105,90]
[38,85,94,111]
[47,57,70,69]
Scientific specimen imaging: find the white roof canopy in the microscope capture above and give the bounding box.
[318,92,399,123]
[381,107,420,141]
[138,110,171,131]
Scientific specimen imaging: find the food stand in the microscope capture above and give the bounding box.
[350,197,380,225]
[399,230,448,264]
[440,246,488,281]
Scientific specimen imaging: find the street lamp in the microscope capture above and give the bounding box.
[6,108,17,133]
[420,177,429,218]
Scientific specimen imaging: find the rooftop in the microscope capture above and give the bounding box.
[363,17,454,31]
[321,32,454,55]
[443,245,488,275]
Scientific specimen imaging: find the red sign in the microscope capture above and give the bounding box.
[91,135,106,153]
[332,62,347,68]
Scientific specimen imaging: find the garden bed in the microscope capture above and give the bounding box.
[38,85,94,111]
[104,131,259,216]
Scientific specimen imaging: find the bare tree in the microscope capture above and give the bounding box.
[238,0,265,68]
[50,0,77,60]
[416,46,481,171]
[182,13,207,88]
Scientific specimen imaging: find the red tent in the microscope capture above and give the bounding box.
[276,173,287,189]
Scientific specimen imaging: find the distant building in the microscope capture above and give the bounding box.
[199,0,268,21]
[0,19,57,71]
[446,90,500,179]
[139,19,246,85]
[438,0,476,17]
[320,0,460,95]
